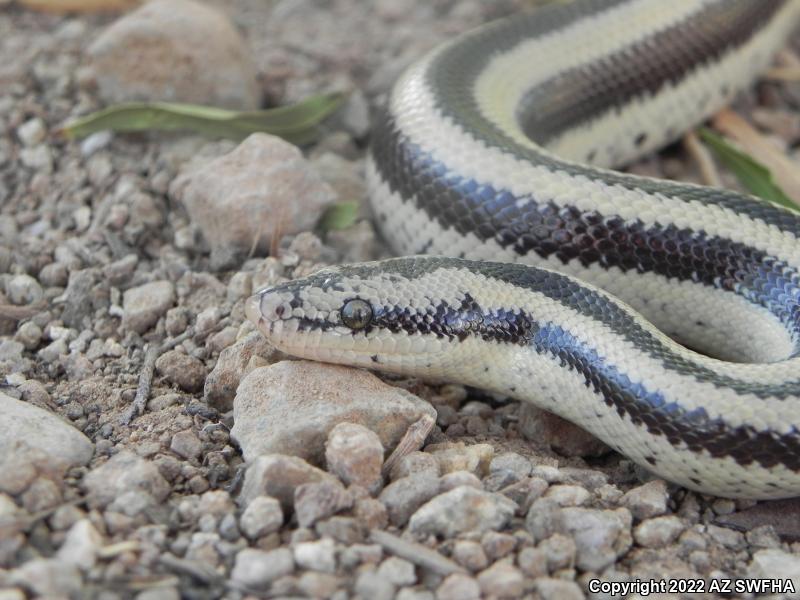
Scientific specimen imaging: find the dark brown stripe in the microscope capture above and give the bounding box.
[518,0,786,144]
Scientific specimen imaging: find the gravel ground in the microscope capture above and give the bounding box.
[2,1,800,599]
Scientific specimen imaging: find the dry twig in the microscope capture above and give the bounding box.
[369,529,467,576]
[683,131,722,187]
[382,414,436,476]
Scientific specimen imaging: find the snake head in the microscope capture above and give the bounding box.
[245,257,493,379]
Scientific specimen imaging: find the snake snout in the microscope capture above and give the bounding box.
[244,293,263,325]
[245,288,290,326]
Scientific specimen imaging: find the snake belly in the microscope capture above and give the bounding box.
[248,0,800,499]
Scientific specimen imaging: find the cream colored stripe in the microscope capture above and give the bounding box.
[473,0,713,150]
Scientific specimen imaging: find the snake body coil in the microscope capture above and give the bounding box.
[248,0,800,499]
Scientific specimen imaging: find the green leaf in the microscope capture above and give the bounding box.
[318,201,359,232]
[60,92,348,145]
[698,127,797,212]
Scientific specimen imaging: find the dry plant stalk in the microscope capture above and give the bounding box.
[712,108,800,205]
[683,131,722,188]
[268,197,291,259]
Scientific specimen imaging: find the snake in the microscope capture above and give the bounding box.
[246,0,800,499]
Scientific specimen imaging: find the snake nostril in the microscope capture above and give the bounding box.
[246,291,291,324]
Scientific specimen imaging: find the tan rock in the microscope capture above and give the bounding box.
[155,350,206,393]
[231,360,435,463]
[325,422,384,494]
[88,0,260,109]
[0,393,92,469]
[170,134,336,269]
[425,442,494,477]
[121,280,174,334]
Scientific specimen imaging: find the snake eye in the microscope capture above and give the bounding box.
[341,298,373,330]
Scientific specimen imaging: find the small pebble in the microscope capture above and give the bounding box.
[377,556,417,587]
[354,569,396,600]
[0,393,93,468]
[620,480,668,520]
[634,515,686,547]
[476,562,524,598]
[544,484,590,507]
[294,538,336,573]
[489,452,532,479]
[231,547,294,589]
[17,118,46,146]
[240,495,283,540]
[294,480,352,528]
[80,130,113,156]
[325,422,384,494]
[354,496,389,529]
[315,516,366,544]
[155,350,206,393]
[379,474,440,527]
[559,507,633,572]
[436,573,480,600]
[84,451,169,509]
[452,540,488,572]
[439,470,482,492]
[481,531,516,560]
[297,572,341,598]
[389,451,440,481]
[408,486,516,538]
[170,430,202,460]
[749,548,800,591]
[6,274,43,305]
[539,533,576,571]
[517,546,548,578]
[122,280,175,334]
[55,519,103,570]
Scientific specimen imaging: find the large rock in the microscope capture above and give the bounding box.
[0,392,93,468]
[87,0,260,109]
[171,134,336,270]
[231,360,436,463]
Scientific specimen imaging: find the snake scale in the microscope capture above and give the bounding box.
[247,0,800,499]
